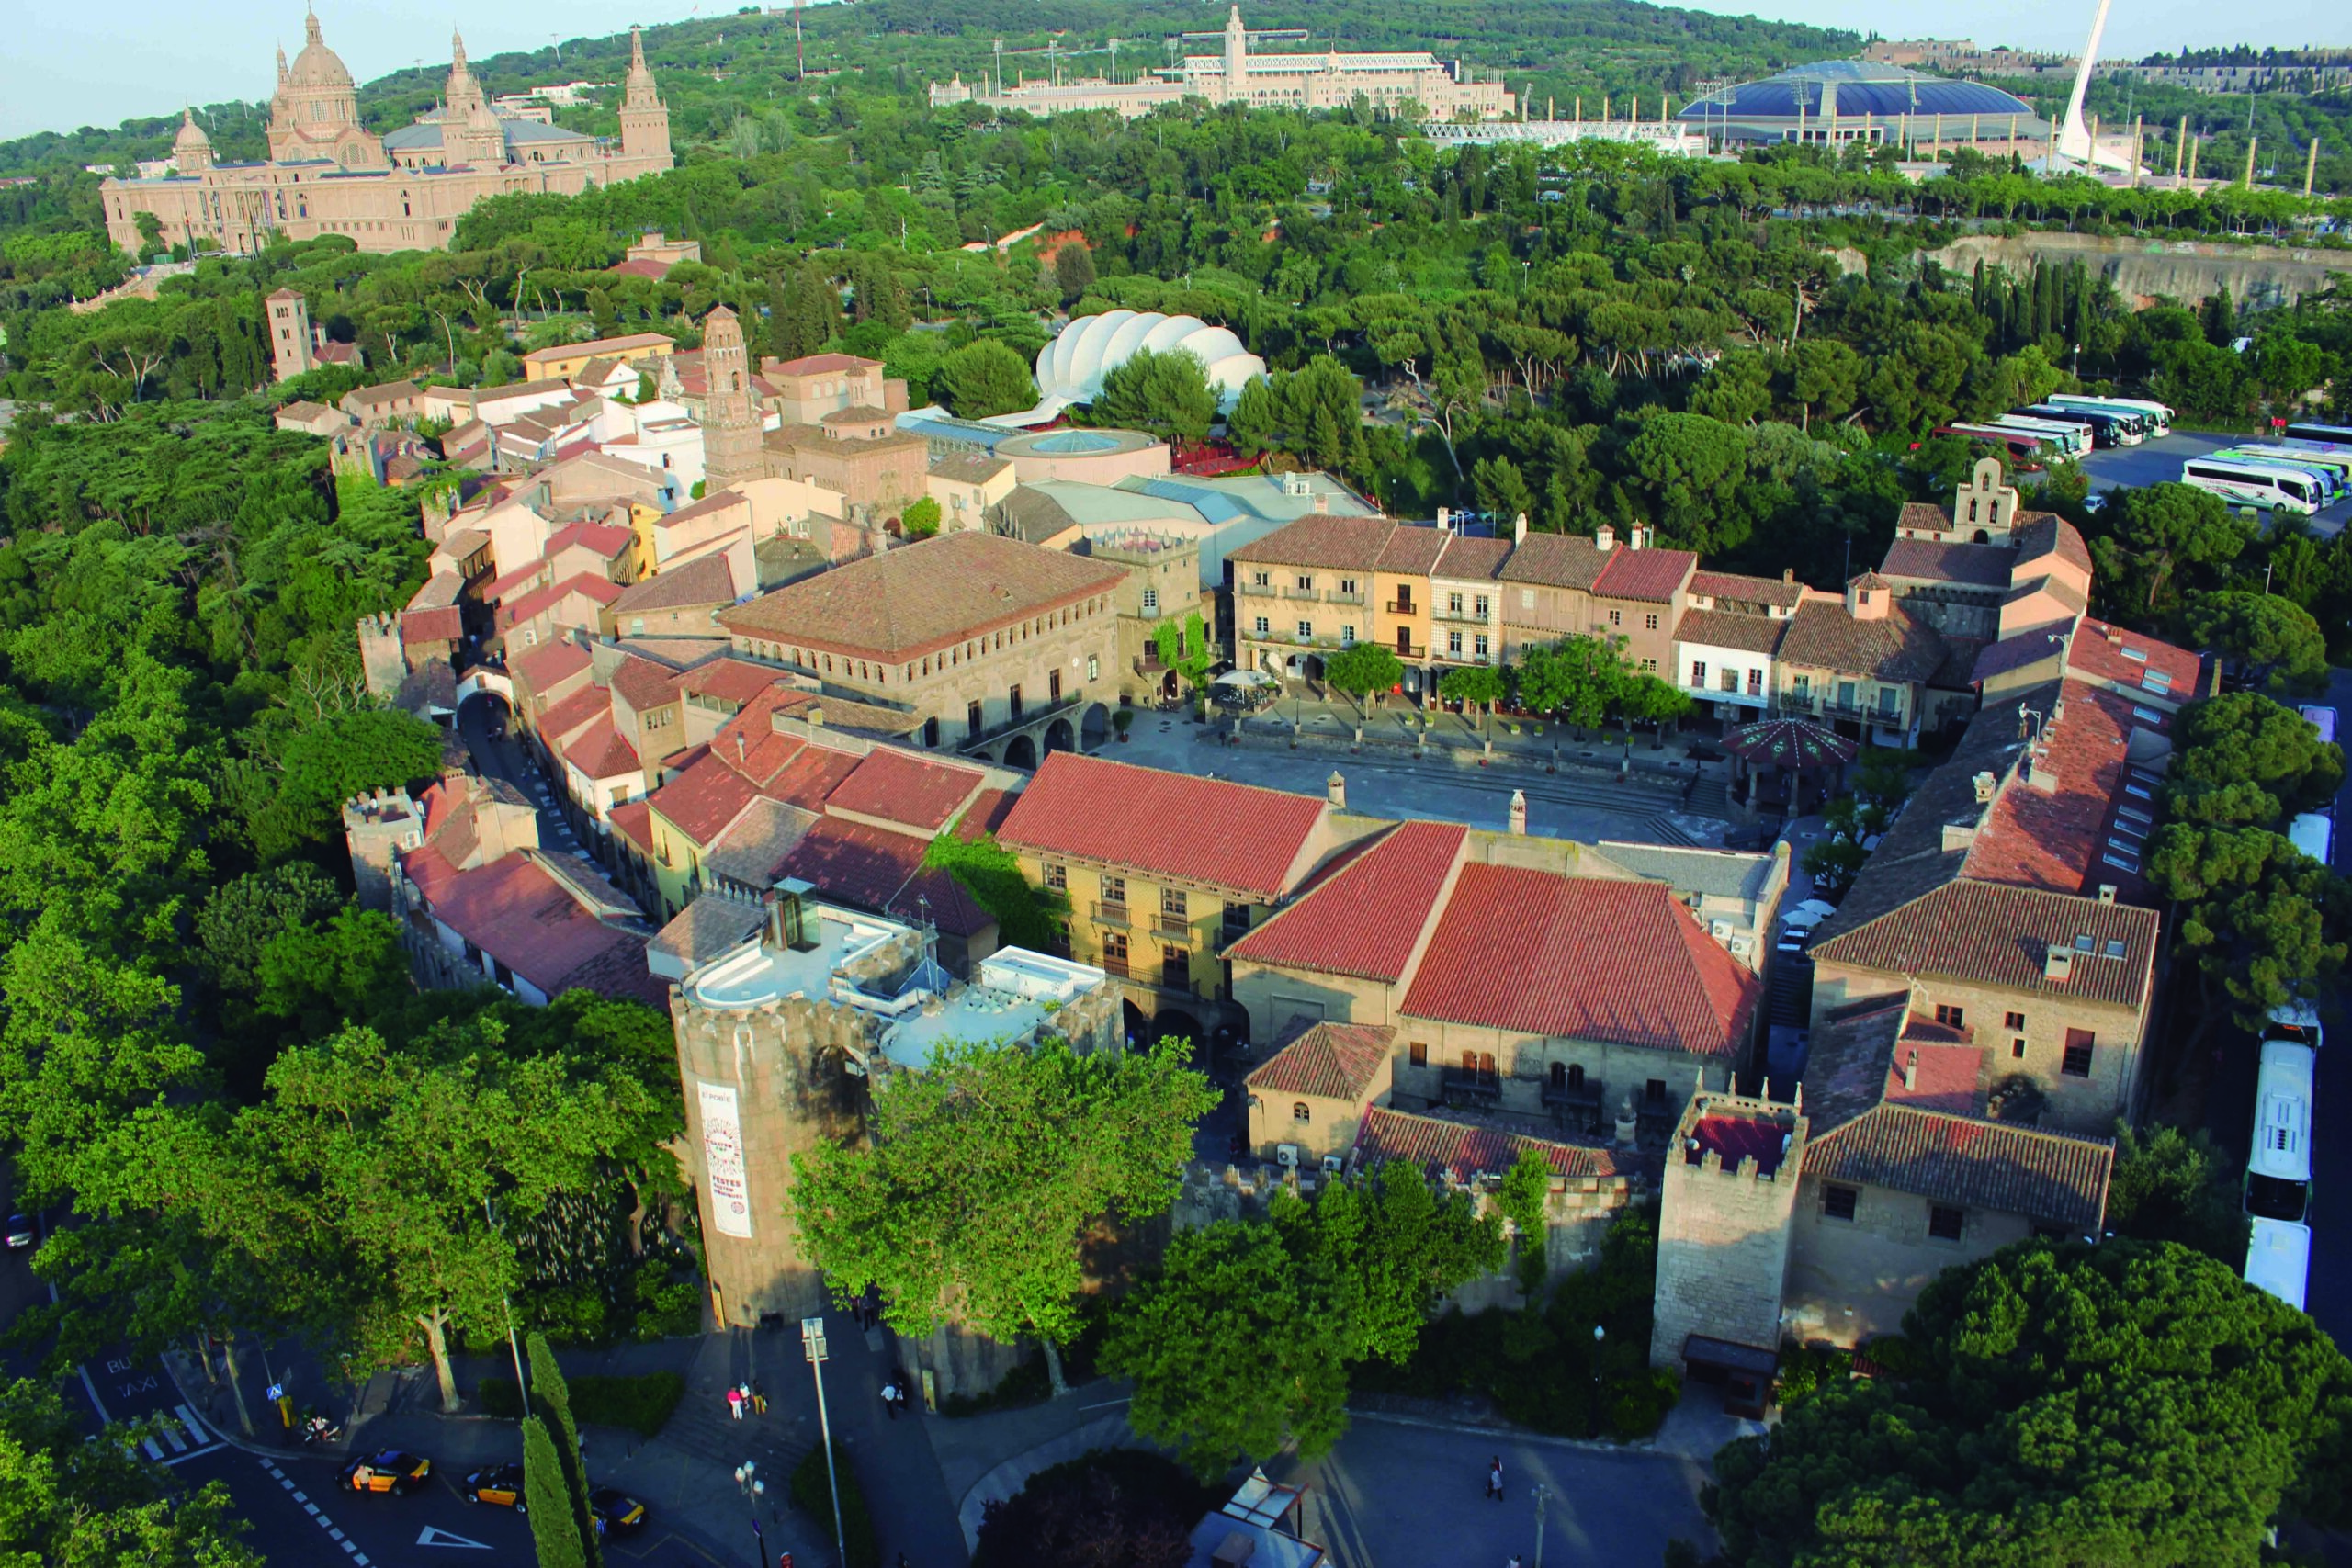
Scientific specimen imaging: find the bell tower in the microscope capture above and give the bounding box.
[1223,6,1248,103]
[700,306,766,491]
[619,26,674,170]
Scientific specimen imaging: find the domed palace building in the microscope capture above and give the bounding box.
[102,12,672,257]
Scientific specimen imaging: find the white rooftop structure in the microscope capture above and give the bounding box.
[1028,310,1267,423]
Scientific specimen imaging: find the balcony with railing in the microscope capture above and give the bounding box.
[1091,899,1132,929]
[1101,951,1132,979]
[1431,603,1491,624]
[1383,599,1421,615]
[1151,907,1194,942]
[1324,588,1367,606]
[1394,639,1430,660]
[1283,585,1322,601]
[1684,680,1769,709]
[1774,692,1906,725]
[1440,1066,1502,1102]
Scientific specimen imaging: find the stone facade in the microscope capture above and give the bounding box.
[102,19,672,257]
[1781,1168,2038,1345]
[1086,530,1205,705]
[341,785,424,913]
[1650,1091,1807,1369]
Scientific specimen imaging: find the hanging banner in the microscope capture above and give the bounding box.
[697,1080,753,1238]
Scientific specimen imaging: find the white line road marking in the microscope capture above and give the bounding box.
[291,1491,308,1504]
[162,1442,225,1465]
[303,1502,321,1517]
[161,1426,188,1453]
[416,1526,493,1549]
[175,1404,210,1443]
[141,1438,164,1461]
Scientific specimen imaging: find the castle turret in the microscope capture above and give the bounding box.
[699,305,766,491]
[1649,1089,1807,1371]
[440,32,505,167]
[266,287,315,382]
[618,26,674,170]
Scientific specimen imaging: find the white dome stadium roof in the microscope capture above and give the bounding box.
[1035,310,1267,413]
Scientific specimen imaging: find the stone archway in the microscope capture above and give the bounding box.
[1044,716,1076,756]
[1005,733,1039,771]
[1080,702,1111,750]
[1121,998,1149,1047]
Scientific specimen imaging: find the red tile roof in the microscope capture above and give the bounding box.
[1374,527,1449,575]
[1878,537,2015,589]
[1690,570,1804,610]
[825,748,984,834]
[1498,533,1608,592]
[1354,1105,1635,1182]
[650,751,758,846]
[1883,1040,1988,1116]
[996,752,1327,899]
[954,787,1018,840]
[770,352,879,376]
[1225,821,1465,981]
[608,798,656,856]
[1247,1021,1394,1101]
[1592,546,1697,604]
[497,572,624,633]
[513,637,594,694]
[610,655,681,714]
[401,605,464,645]
[536,683,612,747]
[2065,617,2199,703]
[1961,681,2156,899]
[758,741,864,811]
[607,257,673,281]
[1775,599,1946,681]
[562,716,641,780]
[2014,514,2091,576]
[1229,514,1397,571]
[674,658,785,705]
[1803,1104,2111,1230]
[778,817,930,914]
[1674,608,1784,658]
[1400,867,1761,1057]
[718,532,1124,660]
[1432,536,1513,581]
[404,852,649,1002]
[547,520,636,560]
[1810,878,2158,1007]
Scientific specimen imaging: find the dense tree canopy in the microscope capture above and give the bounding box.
[1707,1241,2352,1567]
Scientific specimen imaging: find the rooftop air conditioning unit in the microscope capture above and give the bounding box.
[1276,1145,1300,1168]
[1710,919,1734,943]
[1321,1154,1344,1174]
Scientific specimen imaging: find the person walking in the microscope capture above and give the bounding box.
[881,1379,901,1420]
[1486,1457,1504,1502]
[751,1380,769,1416]
[727,1385,744,1422]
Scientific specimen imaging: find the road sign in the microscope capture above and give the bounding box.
[264,1383,283,1402]
[416,1527,493,1550]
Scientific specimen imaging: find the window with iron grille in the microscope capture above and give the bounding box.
[1824,1185,1858,1222]
[1928,1204,1965,1242]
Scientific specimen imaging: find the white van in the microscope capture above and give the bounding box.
[2245,1218,2312,1311]
[2288,812,2333,869]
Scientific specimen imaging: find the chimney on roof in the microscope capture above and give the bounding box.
[2026,748,2057,793]
[1508,788,1528,835]
[2044,944,2075,983]
[1595,525,1615,552]
[1327,770,1346,808]
[2098,884,2117,904]
[1312,492,1329,514]
[1902,1050,1918,1090]
[1513,512,1528,544]
[1629,525,1648,550]
[1438,506,1451,530]
[1973,771,1996,803]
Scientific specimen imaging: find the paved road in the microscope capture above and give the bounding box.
[454,688,593,863]
[2078,431,2352,536]
[2302,665,2352,1351]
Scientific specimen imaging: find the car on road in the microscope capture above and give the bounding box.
[590,1487,647,1534]
[4,1213,34,1249]
[339,1450,432,1494]
[462,1462,526,1509]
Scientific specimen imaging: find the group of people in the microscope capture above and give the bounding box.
[724,1381,769,1420]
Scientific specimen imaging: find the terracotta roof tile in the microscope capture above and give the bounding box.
[1225,821,1465,981]
[1432,536,1513,581]
[673,658,784,705]
[1247,1021,1395,1100]
[1354,1105,1638,1182]
[892,864,995,938]
[825,748,985,834]
[1775,599,1946,682]
[1374,527,1450,575]
[608,798,656,856]
[2014,514,2091,575]
[759,741,865,811]
[1498,533,1607,591]
[1592,547,1696,604]
[954,787,1018,840]
[609,656,681,714]
[1690,570,1804,610]
[401,852,650,1001]
[1804,1104,2112,1230]
[996,752,1327,899]
[1401,867,1761,1057]
[1878,537,2015,588]
[497,572,625,632]
[718,532,1124,660]
[707,797,821,888]
[650,751,758,846]
[1960,679,2160,900]
[561,716,640,780]
[2007,575,2089,617]
[770,352,879,376]
[513,637,594,693]
[547,520,637,560]
[536,683,612,747]
[1811,878,2158,1006]
[2066,617,2200,703]
[778,817,929,914]
[401,605,464,645]
[1674,608,1785,658]
[1231,514,1397,572]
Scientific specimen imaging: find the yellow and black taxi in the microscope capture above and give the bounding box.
[337,1450,432,1495]
[462,1463,526,1509]
[589,1487,648,1534]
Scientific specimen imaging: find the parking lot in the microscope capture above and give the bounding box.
[2077,431,2352,536]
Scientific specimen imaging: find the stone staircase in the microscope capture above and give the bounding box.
[651,1359,818,1483]
[1685,776,1734,818]
[1770,950,1815,1032]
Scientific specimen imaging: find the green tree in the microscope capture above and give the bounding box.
[791,1036,1216,1395]
[1706,1241,2352,1565]
[1052,241,1095,305]
[1104,1163,1502,1473]
[2087,481,2256,614]
[527,1332,601,1566]
[1624,413,1753,555]
[195,862,344,994]
[2164,692,2346,829]
[522,1415,587,1568]
[899,494,942,539]
[934,341,1036,420]
[252,705,446,860]
[0,1378,263,1567]
[2188,591,2330,696]
[230,1021,661,1411]
[1321,641,1405,720]
[1437,662,1506,730]
[1090,348,1216,445]
[2105,1122,2251,1265]
[2147,819,2347,1033]
[771,263,841,361]
[1514,636,1626,730]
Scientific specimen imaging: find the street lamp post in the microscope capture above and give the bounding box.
[1532,1482,1550,1568]
[801,1317,849,1568]
[484,1198,528,1407]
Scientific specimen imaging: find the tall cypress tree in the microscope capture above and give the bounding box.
[527,1334,600,1566]
[522,1416,586,1568]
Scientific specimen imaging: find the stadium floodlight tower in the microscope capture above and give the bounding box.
[2054,0,2126,170]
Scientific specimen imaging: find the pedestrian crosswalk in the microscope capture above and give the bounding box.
[144,1404,224,1465]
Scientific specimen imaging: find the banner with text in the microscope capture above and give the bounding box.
[697,1080,753,1238]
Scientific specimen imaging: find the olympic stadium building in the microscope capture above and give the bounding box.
[1677,61,2052,157]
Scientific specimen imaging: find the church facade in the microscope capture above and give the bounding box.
[102,14,673,257]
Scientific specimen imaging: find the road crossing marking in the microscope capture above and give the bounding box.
[258,1458,369,1563]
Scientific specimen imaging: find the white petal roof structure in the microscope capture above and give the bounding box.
[1034,310,1267,417]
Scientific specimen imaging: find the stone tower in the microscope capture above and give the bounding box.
[1224,6,1248,102]
[266,288,316,382]
[441,32,505,168]
[355,611,405,697]
[619,26,674,169]
[172,108,214,175]
[699,305,766,491]
[1649,1089,1807,1370]
[341,786,423,913]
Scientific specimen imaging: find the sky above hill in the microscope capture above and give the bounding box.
[5,0,2337,142]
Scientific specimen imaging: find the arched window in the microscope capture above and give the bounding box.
[1292,1102,1311,1122]
[1567,1063,1586,1091]
[1548,1062,1566,1089]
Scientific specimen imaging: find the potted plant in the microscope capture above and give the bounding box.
[1112,709,1135,743]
